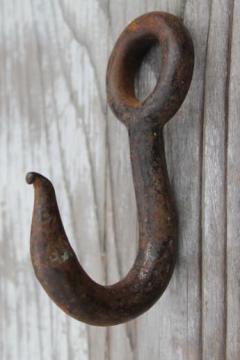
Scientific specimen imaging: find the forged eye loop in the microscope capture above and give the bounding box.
[107,12,194,127]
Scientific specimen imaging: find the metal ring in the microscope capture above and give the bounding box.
[107,12,194,127]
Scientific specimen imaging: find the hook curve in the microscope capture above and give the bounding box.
[27,12,194,326]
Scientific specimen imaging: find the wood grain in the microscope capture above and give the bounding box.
[0,0,239,359]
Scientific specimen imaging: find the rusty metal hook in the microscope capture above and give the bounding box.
[26,12,194,326]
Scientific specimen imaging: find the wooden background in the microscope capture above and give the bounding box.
[0,0,239,359]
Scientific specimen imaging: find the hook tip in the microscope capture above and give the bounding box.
[26,172,46,185]
[26,172,37,185]
[26,172,54,191]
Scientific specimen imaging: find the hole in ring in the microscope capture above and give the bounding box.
[115,34,162,107]
[134,38,161,102]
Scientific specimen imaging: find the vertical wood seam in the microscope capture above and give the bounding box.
[224,0,235,358]
[200,1,213,358]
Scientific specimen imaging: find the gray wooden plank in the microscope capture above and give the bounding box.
[105,1,209,359]
[0,0,109,358]
[201,0,234,359]
[226,0,240,358]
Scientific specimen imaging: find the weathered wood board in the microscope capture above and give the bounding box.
[0,0,239,359]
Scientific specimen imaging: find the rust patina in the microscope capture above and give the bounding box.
[26,12,194,326]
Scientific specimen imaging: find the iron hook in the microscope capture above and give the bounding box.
[26,12,194,326]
